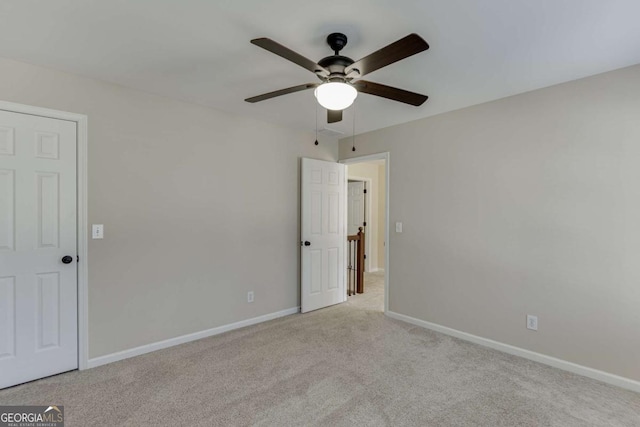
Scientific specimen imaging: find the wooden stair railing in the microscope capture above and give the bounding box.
[347,227,365,296]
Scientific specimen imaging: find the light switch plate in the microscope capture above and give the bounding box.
[395,222,403,233]
[92,224,104,239]
[527,315,538,331]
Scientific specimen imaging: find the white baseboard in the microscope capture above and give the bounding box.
[87,307,300,369]
[386,311,640,394]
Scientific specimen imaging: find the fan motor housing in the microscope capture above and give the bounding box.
[318,55,354,81]
[315,33,355,82]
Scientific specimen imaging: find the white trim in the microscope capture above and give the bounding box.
[76,116,89,370]
[346,175,374,272]
[0,100,90,371]
[342,166,348,303]
[0,101,88,123]
[386,311,640,394]
[340,152,390,313]
[87,307,300,369]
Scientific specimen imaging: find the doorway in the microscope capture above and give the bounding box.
[342,153,389,312]
[347,178,371,272]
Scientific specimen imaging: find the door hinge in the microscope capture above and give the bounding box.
[363,221,367,227]
[364,189,367,194]
[364,254,367,259]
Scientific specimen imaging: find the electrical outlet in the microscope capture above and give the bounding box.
[247,291,254,303]
[527,315,538,331]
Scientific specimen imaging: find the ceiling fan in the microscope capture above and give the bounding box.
[245,32,429,123]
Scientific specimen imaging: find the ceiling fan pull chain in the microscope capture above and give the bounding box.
[352,102,357,152]
[314,100,319,145]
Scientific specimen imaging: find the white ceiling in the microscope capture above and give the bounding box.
[1,0,640,136]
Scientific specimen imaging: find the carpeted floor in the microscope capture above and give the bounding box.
[1,271,639,426]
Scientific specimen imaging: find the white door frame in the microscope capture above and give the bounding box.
[347,176,373,273]
[340,152,389,313]
[0,100,89,370]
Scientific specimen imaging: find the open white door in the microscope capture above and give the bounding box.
[301,158,345,313]
[0,110,78,388]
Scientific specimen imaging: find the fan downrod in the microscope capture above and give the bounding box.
[327,33,348,55]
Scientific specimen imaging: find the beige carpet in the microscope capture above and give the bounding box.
[1,271,639,426]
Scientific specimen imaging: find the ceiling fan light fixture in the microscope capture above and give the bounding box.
[314,82,357,110]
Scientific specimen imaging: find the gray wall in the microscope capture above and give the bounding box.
[340,64,640,382]
[0,57,338,358]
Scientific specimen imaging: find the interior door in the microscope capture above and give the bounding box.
[0,110,78,389]
[301,158,346,313]
[347,181,365,235]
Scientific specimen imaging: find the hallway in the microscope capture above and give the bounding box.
[346,270,385,312]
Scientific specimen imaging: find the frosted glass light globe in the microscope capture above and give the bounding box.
[314,82,358,110]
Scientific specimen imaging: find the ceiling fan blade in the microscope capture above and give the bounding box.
[353,80,428,106]
[327,109,342,123]
[245,83,319,103]
[251,38,330,77]
[345,34,429,78]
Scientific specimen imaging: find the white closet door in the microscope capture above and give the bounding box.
[0,110,77,389]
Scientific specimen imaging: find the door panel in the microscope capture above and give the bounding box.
[37,172,60,248]
[301,158,345,312]
[0,169,14,250]
[0,276,15,358]
[0,110,77,389]
[347,181,365,236]
[37,272,61,350]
